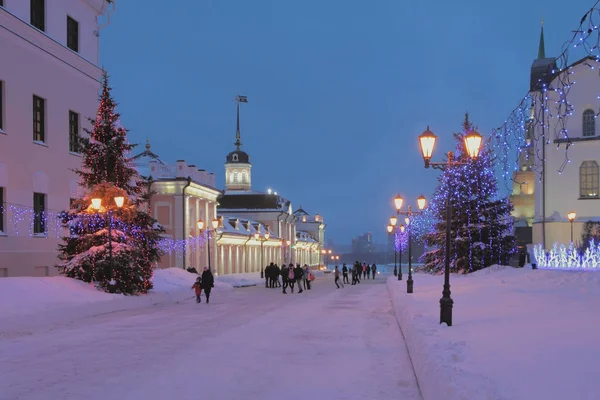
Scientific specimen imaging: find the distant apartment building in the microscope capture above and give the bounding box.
[0,0,114,277]
[352,232,374,254]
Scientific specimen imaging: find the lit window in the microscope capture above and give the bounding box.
[580,161,599,198]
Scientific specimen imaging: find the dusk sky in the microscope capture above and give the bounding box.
[100,0,591,247]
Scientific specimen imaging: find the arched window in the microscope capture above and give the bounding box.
[580,161,599,198]
[229,171,234,183]
[233,170,239,183]
[583,109,596,137]
[232,154,239,162]
[241,170,248,183]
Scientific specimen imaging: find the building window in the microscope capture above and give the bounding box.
[69,111,79,152]
[67,16,79,52]
[232,154,238,162]
[33,192,46,234]
[0,81,3,131]
[0,187,4,233]
[580,161,599,198]
[233,170,239,183]
[583,109,596,137]
[33,95,45,142]
[242,170,248,183]
[30,0,45,31]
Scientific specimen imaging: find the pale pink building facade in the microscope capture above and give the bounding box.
[0,0,113,277]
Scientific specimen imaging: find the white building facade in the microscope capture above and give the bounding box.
[532,57,600,247]
[0,0,113,277]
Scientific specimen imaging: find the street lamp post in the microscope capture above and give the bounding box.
[418,126,483,327]
[389,215,405,280]
[389,215,398,277]
[286,240,291,264]
[197,218,219,273]
[254,232,270,282]
[91,196,124,283]
[393,195,427,293]
[398,225,405,281]
[567,211,576,243]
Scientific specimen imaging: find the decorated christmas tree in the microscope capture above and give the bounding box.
[56,72,164,294]
[421,113,516,274]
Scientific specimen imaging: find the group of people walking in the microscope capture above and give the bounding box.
[333,262,377,288]
[264,263,315,294]
[191,260,378,304]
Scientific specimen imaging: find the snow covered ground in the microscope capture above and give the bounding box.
[387,266,600,400]
[0,271,421,400]
[0,268,264,336]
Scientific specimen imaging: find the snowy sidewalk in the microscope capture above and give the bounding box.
[1,277,421,400]
[387,267,600,400]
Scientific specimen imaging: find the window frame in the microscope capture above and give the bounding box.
[66,15,79,52]
[30,0,45,32]
[33,95,45,143]
[69,110,79,153]
[33,192,46,235]
[580,161,600,199]
[582,109,596,137]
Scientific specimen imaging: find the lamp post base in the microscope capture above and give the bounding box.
[407,277,413,293]
[393,267,397,276]
[439,286,453,326]
[397,271,402,281]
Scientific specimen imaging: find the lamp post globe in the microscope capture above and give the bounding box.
[464,130,483,159]
[418,127,437,168]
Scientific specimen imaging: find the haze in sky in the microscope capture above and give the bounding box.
[100,0,592,246]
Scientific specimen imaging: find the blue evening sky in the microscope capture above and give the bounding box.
[100,0,591,247]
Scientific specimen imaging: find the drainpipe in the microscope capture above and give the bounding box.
[95,0,116,65]
[243,236,252,273]
[181,177,192,269]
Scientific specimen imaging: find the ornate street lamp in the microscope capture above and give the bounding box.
[418,126,482,327]
[567,211,577,243]
[197,218,219,273]
[395,196,427,293]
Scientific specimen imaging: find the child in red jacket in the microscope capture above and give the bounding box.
[192,277,203,303]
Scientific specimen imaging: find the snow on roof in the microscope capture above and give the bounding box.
[217,216,275,238]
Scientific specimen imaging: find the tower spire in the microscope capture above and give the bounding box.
[234,95,248,150]
[537,20,546,59]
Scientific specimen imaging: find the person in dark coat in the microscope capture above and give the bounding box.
[366,264,371,279]
[201,266,215,304]
[293,263,304,294]
[281,264,290,294]
[342,264,349,284]
[371,263,377,279]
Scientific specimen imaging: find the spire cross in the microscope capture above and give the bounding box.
[234,95,248,150]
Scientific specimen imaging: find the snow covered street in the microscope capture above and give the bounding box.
[0,277,422,400]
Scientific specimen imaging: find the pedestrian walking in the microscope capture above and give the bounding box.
[371,263,377,279]
[201,266,215,304]
[281,264,290,294]
[334,266,343,288]
[342,264,349,284]
[192,277,203,303]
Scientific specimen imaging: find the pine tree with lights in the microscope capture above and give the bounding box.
[421,113,516,274]
[56,72,164,294]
